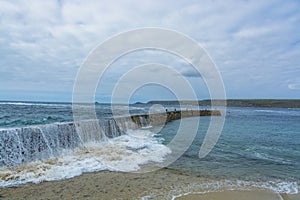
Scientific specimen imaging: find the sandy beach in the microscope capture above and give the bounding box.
[0,169,299,200]
[176,190,300,200]
[1,0,300,199]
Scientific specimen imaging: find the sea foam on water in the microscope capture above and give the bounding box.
[0,128,171,187]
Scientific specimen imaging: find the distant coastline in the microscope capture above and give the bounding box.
[146,99,300,108]
[1,99,300,108]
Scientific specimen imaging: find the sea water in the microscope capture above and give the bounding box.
[0,101,299,195]
[162,107,300,195]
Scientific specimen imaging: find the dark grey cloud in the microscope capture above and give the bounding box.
[180,67,202,78]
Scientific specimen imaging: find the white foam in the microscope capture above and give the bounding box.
[254,109,298,115]
[0,102,36,106]
[167,180,299,200]
[254,152,293,165]
[0,129,171,187]
[0,102,70,107]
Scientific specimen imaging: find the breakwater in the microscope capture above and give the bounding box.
[0,110,220,167]
[147,109,221,126]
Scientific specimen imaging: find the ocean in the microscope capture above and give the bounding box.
[0,101,299,197]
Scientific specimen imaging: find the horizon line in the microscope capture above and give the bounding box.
[1,98,300,104]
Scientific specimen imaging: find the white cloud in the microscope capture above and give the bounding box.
[288,83,300,90]
[234,26,275,39]
[0,0,300,101]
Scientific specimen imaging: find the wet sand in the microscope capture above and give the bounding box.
[0,169,202,200]
[176,190,300,200]
[0,169,298,200]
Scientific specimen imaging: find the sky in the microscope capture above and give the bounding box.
[0,0,300,102]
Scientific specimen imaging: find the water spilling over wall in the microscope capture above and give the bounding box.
[0,110,220,167]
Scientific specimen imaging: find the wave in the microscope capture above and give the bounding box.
[0,114,172,187]
[254,152,293,165]
[167,180,299,200]
[0,102,70,107]
[0,115,152,167]
[254,109,286,113]
[0,129,170,187]
[253,109,300,116]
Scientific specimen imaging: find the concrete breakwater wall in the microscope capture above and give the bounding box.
[0,110,220,166]
[102,110,222,137]
[126,109,221,128]
[152,109,221,125]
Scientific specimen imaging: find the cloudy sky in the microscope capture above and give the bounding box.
[0,0,299,102]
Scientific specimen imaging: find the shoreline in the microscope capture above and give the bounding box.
[0,169,298,200]
[175,190,300,200]
[0,105,298,199]
[2,99,300,108]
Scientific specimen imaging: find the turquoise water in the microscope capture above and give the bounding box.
[162,107,300,184]
[0,102,73,127]
[0,101,299,193]
[0,101,179,127]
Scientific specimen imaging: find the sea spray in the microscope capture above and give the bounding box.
[0,128,171,187]
[0,115,152,167]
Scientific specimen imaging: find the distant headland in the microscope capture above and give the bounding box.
[141,99,300,108]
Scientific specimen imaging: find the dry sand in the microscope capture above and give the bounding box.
[0,169,299,200]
